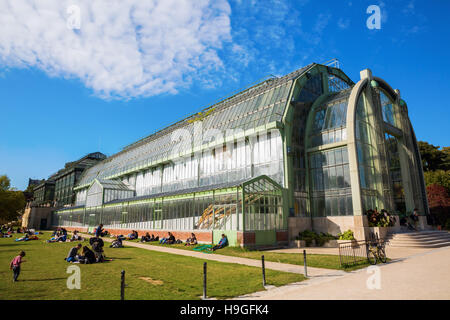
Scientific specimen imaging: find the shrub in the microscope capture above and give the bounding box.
[366,209,396,227]
[424,170,450,191]
[297,230,337,246]
[337,230,355,240]
[427,184,450,229]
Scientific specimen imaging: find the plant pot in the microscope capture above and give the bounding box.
[337,239,358,248]
[294,240,306,248]
[322,239,338,248]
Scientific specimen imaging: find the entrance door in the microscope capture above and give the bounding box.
[40,218,47,230]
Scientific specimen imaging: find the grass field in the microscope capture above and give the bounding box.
[0,232,304,300]
[134,240,371,271]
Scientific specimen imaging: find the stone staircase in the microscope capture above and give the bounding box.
[385,230,450,248]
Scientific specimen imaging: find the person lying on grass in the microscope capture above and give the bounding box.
[15,233,39,242]
[65,243,82,263]
[210,234,228,251]
[159,232,175,244]
[185,233,198,246]
[46,233,67,243]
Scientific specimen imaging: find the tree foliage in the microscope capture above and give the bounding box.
[426,184,450,229]
[418,141,450,171]
[423,170,450,192]
[0,175,26,224]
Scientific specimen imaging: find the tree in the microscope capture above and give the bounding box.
[423,170,450,192]
[426,184,450,229]
[418,141,450,171]
[0,175,26,224]
[418,141,447,171]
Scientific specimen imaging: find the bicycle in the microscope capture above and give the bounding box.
[366,240,387,265]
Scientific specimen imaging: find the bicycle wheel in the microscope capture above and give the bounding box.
[367,250,377,265]
[377,247,387,263]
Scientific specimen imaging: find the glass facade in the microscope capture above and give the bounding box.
[50,63,428,244]
[309,96,348,148]
[291,72,323,217]
[385,133,406,213]
[54,176,284,232]
[308,147,352,216]
[380,90,396,127]
[356,94,380,212]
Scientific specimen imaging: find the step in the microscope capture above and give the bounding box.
[387,241,450,248]
[388,231,449,236]
[387,234,450,241]
[387,239,450,246]
[385,231,450,239]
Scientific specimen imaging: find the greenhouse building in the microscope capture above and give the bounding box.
[52,62,430,246]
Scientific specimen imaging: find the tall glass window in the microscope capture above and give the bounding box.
[380,90,396,127]
[309,99,348,148]
[308,146,352,216]
[385,133,406,213]
[355,95,380,212]
[291,72,324,217]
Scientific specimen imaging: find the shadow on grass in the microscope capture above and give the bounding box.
[22,278,66,282]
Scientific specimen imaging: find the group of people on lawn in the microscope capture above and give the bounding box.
[1,226,42,240]
[65,236,106,264]
[8,223,229,281]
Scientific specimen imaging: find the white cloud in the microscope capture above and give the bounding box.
[337,18,350,30]
[0,0,232,99]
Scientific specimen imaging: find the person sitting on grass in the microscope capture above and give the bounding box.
[94,224,104,237]
[110,235,124,248]
[10,251,26,282]
[159,232,175,244]
[185,233,198,246]
[70,230,83,242]
[90,237,105,262]
[127,230,139,240]
[79,246,96,264]
[65,243,82,263]
[140,232,151,242]
[211,234,228,251]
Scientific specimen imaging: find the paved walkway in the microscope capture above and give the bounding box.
[234,246,450,300]
[79,233,341,277]
[268,246,432,260]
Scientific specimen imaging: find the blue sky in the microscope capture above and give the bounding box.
[1,0,449,190]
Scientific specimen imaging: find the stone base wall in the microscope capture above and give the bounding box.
[61,226,213,243]
[25,207,54,230]
[288,217,312,242]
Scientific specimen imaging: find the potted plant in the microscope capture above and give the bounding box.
[294,236,306,248]
[337,230,357,247]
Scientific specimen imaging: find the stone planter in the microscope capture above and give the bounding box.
[337,239,358,248]
[368,227,390,240]
[322,239,338,248]
[306,239,316,247]
[294,240,306,248]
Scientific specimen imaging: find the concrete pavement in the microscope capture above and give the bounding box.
[234,246,450,300]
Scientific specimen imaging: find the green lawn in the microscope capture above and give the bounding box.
[0,232,304,300]
[133,240,370,271]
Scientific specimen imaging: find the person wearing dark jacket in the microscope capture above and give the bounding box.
[65,244,82,262]
[95,224,104,237]
[80,246,96,264]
